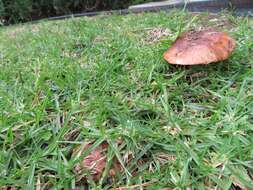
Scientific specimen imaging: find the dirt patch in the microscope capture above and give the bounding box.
[191,12,234,31]
[145,27,172,44]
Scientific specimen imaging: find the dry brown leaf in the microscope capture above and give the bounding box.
[73,141,109,182]
[72,141,125,182]
[73,140,149,182]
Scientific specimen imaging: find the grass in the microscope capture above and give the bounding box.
[0,10,253,189]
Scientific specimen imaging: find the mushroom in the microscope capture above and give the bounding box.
[163,29,236,65]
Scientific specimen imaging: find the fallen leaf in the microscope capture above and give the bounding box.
[72,140,148,183]
[73,141,109,182]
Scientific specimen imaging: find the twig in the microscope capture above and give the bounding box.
[1,120,35,132]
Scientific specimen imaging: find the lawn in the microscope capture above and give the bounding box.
[0,10,253,189]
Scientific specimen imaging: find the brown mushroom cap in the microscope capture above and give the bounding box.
[163,29,236,65]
